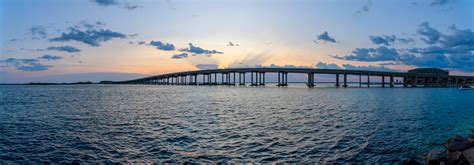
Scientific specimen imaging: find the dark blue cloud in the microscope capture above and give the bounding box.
[92,0,119,6]
[50,28,127,47]
[315,62,398,72]
[179,43,223,55]
[316,31,336,43]
[0,58,51,72]
[342,64,399,72]
[195,64,218,70]
[47,46,81,53]
[440,25,474,50]
[171,53,188,59]
[149,41,175,51]
[397,37,415,44]
[332,46,399,62]
[38,54,63,61]
[369,35,396,46]
[30,26,47,40]
[330,22,473,72]
[137,41,146,45]
[91,0,140,10]
[356,5,370,14]
[430,0,451,6]
[417,22,441,44]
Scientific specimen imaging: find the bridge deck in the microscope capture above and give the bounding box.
[111,68,474,87]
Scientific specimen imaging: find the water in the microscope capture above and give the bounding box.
[1,84,473,163]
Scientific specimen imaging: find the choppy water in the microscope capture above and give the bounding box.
[1,84,473,163]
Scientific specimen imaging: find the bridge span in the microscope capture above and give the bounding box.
[110,68,474,88]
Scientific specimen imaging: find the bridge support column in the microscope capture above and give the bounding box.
[194,75,198,85]
[381,76,385,88]
[307,73,314,87]
[213,73,217,85]
[335,73,340,87]
[403,77,407,87]
[277,72,287,86]
[390,75,394,87]
[343,73,348,87]
[239,72,245,85]
[359,75,362,87]
[259,72,265,86]
[367,74,370,87]
[412,76,418,87]
[250,72,253,86]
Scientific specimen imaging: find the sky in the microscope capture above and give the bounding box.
[0,0,473,83]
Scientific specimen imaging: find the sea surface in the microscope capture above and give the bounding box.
[1,84,473,163]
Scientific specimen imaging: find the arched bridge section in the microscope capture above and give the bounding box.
[109,68,474,88]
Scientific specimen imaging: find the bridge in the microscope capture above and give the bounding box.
[109,68,474,88]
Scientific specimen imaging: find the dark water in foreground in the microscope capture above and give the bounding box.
[1,84,473,163]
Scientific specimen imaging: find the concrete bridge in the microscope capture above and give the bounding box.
[110,68,474,88]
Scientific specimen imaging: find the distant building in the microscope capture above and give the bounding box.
[408,68,449,75]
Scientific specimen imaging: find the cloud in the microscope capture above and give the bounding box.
[315,62,342,69]
[417,22,441,44]
[332,46,399,62]
[430,0,452,6]
[255,64,309,68]
[123,4,140,10]
[316,31,336,43]
[149,40,175,51]
[397,37,415,44]
[137,41,146,45]
[0,58,52,72]
[92,0,119,6]
[30,26,48,40]
[179,43,223,55]
[227,41,239,47]
[355,0,372,14]
[47,45,81,53]
[369,35,396,46]
[333,23,473,72]
[91,0,140,10]
[171,53,188,59]
[38,54,63,61]
[439,25,474,50]
[342,64,399,72]
[356,5,370,14]
[195,64,218,70]
[50,28,127,47]
[315,62,398,72]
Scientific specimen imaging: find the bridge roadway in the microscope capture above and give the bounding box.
[111,68,474,88]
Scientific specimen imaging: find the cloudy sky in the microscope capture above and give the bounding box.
[0,0,473,83]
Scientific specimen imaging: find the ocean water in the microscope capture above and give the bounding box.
[1,84,473,163]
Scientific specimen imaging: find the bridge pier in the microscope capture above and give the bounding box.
[259,72,265,86]
[307,73,314,87]
[335,73,340,87]
[343,73,348,87]
[238,72,245,85]
[367,74,370,87]
[277,71,288,86]
[412,76,418,87]
[390,75,394,87]
[359,75,362,87]
[382,76,385,87]
[212,73,217,85]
